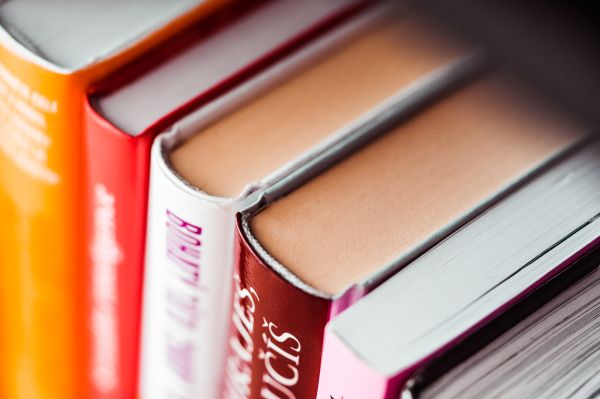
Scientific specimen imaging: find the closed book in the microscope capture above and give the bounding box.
[84,2,366,399]
[316,137,600,399]
[141,8,474,399]
[0,2,225,398]
[229,75,587,399]
[403,245,600,399]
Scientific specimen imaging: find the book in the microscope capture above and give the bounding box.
[228,75,587,399]
[0,1,225,398]
[316,137,600,399]
[140,8,475,399]
[402,245,600,399]
[84,2,367,399]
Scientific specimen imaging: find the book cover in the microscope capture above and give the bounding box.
[0,2,225,398]
[224,228,334,399]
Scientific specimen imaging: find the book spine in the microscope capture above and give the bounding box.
[222,222,332,398]
[0,41,84,399]
[139,137,237,399]
[85,101,154,399]
[316,328,393,399]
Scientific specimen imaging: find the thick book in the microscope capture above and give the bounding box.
[402,246,600,399]
[84,2,367,399]
[0,2,224,398]
[226,75,587,399]
[316,139,600,399]
[141,8,475,399]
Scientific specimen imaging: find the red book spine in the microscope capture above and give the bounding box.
[223,220,334,398]
[85,102,154,399]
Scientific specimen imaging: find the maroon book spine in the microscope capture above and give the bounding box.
[224,220,336,398]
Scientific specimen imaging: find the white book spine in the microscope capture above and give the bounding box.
[139,138,236,399]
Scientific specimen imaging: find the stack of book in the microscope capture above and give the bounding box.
[0,1,598,399]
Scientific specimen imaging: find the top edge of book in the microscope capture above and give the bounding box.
[155,7,477,202]
[89,0,370,136]
[0,0,211,72]
[238,71,589,299]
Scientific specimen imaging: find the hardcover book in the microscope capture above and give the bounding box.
[0,1,225,398]
[316,138,600,399]
[228,75,587,398]
[83,2,367,399]
[140,8,474,399]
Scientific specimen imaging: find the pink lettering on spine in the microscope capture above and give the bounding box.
[164,209,204,386]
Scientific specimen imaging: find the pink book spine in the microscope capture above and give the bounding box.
[317,328,391,399]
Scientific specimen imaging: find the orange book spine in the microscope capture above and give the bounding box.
[0,2,226,398]
[0,51,83,399]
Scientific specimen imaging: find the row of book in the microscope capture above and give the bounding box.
[0,1,598,399]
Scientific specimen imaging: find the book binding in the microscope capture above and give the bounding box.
[139,139,237,398]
